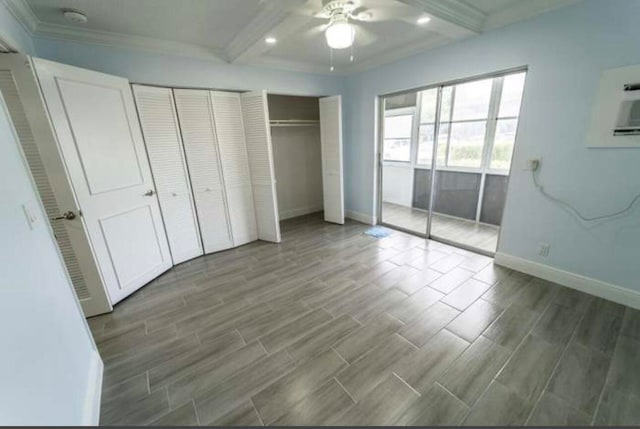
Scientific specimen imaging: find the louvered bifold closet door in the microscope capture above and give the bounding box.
[132,85,203,264]
[240,91,281,243]
[173,89,233,254]
[210,91,258,246]
[319,95,345,224]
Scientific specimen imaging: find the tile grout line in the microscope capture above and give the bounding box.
[250,397,266,426]
[392,371,422,397]
[457,283,559,422]
[523,296,592,425]
[333,376,358,405]
[191,398,203,426]
[590,306,627,426]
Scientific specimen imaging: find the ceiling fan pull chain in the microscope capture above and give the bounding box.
[330,47,335,72]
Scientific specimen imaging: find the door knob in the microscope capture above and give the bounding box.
[51,211,76,221]
[143,189,155,197]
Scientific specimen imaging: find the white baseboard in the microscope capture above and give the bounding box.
[495,252,640,310]
[346,210,377,225]
[82,352,103,426]
[279,206,323,221]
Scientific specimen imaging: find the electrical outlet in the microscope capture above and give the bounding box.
[526,158,541,171]
[537,242,550,257]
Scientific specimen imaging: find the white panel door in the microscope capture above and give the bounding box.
[240,90,281,243]
[34,59,172,304]
[319,95,345,224]
[173,89,233,254]
[0,54,111,317]
[132,85,203,264]
[211,91,257,246]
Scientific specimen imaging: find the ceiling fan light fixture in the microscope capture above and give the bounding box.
[325,19,355,50]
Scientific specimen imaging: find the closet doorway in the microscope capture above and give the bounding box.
[268,94,344,225]
[378,69,526,255]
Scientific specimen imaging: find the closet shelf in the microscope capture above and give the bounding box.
[269,119,319,127]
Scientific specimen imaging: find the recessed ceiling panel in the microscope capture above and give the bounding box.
[25,0,263,49]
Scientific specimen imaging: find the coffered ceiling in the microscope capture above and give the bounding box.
[4,0,580,73]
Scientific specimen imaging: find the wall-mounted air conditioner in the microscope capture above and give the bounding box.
[613,83,640,136]
[586,64,640,148]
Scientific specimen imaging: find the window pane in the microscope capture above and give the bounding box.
[384,115,412,139]
[417,124,449,166]
[385,93,417,110]
[440,86,453,122]
[451,78,493,121]
[384,139,411,162]
[499,72,526,118]
[490,119,517,170]
[420,89,437,124]
[447,121,487,168]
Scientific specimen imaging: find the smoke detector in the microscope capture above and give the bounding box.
[62,9,88,24]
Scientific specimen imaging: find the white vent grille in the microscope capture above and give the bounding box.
[0,70,90,299]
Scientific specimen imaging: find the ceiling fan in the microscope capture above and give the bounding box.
[303,0,419,49]
[299,0,421,69]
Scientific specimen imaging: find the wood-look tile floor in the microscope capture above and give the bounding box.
[88,213,640,426]
[382,202,499,253]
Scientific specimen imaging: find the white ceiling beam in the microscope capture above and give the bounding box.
[225,0,309,64]
[396,0,486,38]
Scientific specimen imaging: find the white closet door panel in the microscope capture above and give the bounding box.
[33,59,172,304]
[195,189,233,253]
[226,184,258,246]
[241,90,280,243]
[211,91,257,246]
[210,91,252,187]
[174,89,233,253]
[133,85,203,264]
[319,95,345,224]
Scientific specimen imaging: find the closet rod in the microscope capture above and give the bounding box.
[269,119,319,127]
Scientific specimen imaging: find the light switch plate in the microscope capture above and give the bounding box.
[22,201,38,230]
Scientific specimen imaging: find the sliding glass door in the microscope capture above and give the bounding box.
[379,88,444,236]
[378,70,526,255]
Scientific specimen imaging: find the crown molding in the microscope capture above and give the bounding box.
[397,0,486,34]
[2,0,38,33]
[33,22,227,62]
[484,0,582,31]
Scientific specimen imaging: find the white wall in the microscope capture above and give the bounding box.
[33,37,344,97]
[0,93,101,425]
[344,0,640,297]
[382,164,413,207]
[272,126,324,219]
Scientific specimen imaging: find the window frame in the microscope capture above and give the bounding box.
[382,106,417,164]
[413,74,523,176]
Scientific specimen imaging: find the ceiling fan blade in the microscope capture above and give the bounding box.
[302,23,328,39]
[353,24,377,46]
[351,5,417,23]
[295,0,326,18]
